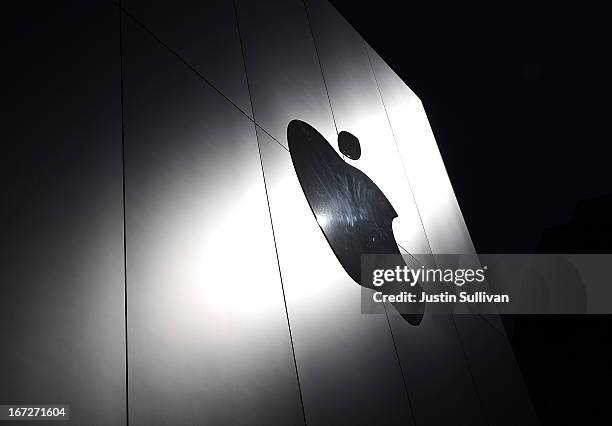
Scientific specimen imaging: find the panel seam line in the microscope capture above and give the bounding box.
[233,2,308,425]
[301,2,418,423]
[117,3,289,154]
[118,3,130,425]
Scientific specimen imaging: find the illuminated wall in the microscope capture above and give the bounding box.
[0,1,537,425]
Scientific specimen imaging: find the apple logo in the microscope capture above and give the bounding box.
[287,119,424,325]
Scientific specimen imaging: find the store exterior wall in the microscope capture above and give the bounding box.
[0,1,536,425]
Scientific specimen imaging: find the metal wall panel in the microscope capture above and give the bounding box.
[385,271,487,425]
[385,313,488,426]
[124,0,253,117]
[304,0,431,260]
[363,18,538,426]
[304,1,488,425]
[366,46,508,334]
[257,131,414,426]
[0,3,126,425]
[454,316,539,426]
[1,2,539,425]
[121,16,304,426]
[365,46,475,255]
[235,0,337,150]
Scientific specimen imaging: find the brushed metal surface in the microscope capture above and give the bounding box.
[121,16,304,426]
[365,44,508,334]
[303,2,490,423]
[1,2,539,425]
[391,251,487,426]
[124,0,253,117]
[361,16,538,426]
[387,313,488,426]
[0,3,126,425]
[304,0,431,262]
[365,45,475,256]
[235,0,337,150]
[258,130,414,426]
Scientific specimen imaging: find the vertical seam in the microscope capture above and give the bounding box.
[451,317,491,426]
[364,43,435,259]
[384,305,419,426]
[302,0,338,136]
[364,42,492,425]
[118,3,130,425]
[233,2,308,425]
[302,2,418,423]
[365,45,494,426]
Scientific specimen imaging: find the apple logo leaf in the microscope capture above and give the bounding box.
[338,130,361,160]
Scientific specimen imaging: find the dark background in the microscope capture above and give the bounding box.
[329,0,611,424]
